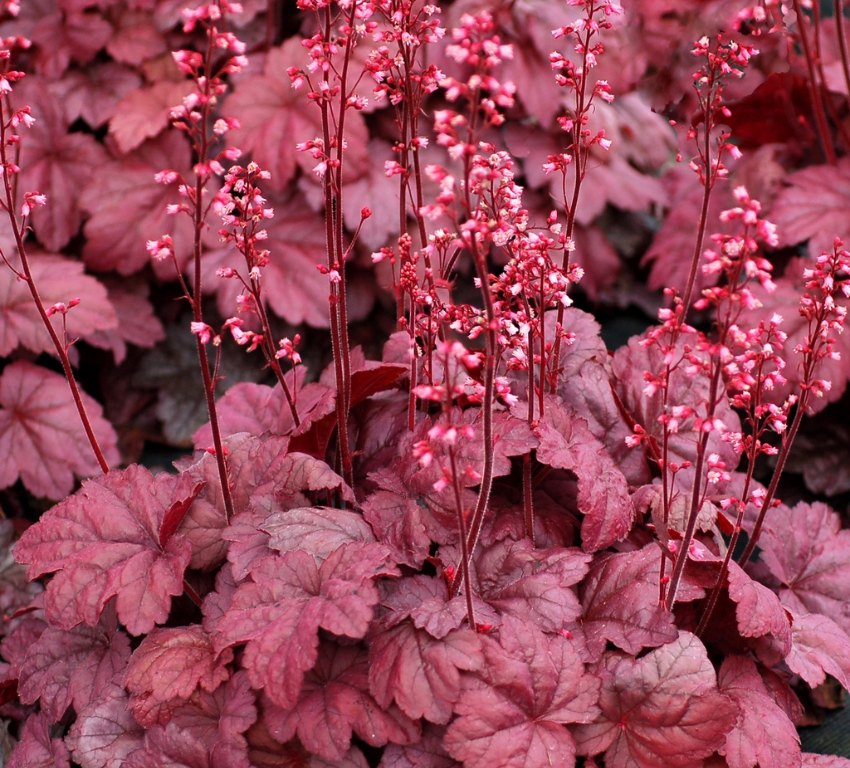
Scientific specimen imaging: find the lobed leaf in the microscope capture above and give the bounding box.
[14,465,194,634]
[574,632,736,767]
[0,361,119,499]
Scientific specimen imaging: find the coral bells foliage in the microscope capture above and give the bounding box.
[8,0,850,767]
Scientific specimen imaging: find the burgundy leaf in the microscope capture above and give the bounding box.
[574,632,736,767]
[262,506,376,561]
[580,546,679,661]
[0,253,118,357]
[0,361,119,499]
[214,544,393,708]
[160,482,206,547]
[759,501,850,635]
[784,611,850,690]
[368,621,483,724]
[14,465,193,635]
[7,712,70,768]
[536,397,635,551]
[266,641,419,761]
[65,683,145,768]
[443,615,600,768]
[475,539,590,632]
[125,625,233,727]
[718,655,801,768]
[291,360,407,459]
[16,607,131,721]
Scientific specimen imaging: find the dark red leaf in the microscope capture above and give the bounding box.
[160,482,206,548]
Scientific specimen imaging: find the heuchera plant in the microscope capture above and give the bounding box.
[2,0,850,766]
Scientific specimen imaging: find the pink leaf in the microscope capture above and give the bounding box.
[263,505,377,561]
[717,655,801,768]
[611,328,741,497]
[368,621,483,724]
[124,723,212,768]
[770,158,850,258]
[574,632,737,767]
[28,4,111,78]
[378,723,458,767]
[802,756,850,767]
[65,683,145,768]
[81,132,193,275]
[227,40,370,191]
[443,615,600,768]
[580,546,678,661]
[14,465,193,635]
[160,482,205,547]
[16,77,109,251]
[784,611,850,690]
[183,433,351,571]
[16,607,131,721]
[192,379,334,448]
[475,539,590,632]
[86,278,166,365]
[759,501,850,635]
[536,398,635,551]
[266,641,419,761]
[205,191,358,327]
[361,490,433,569]
[0,253,118,357]
[105,9,168,66]
[0,361,119,499]
[109,79,196,154]
[169,670,257,768]
[7,712,70,768]
[726,561,791,645]
[214,544,393,708]
[54,63,141,129]
[125,625,234,727]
